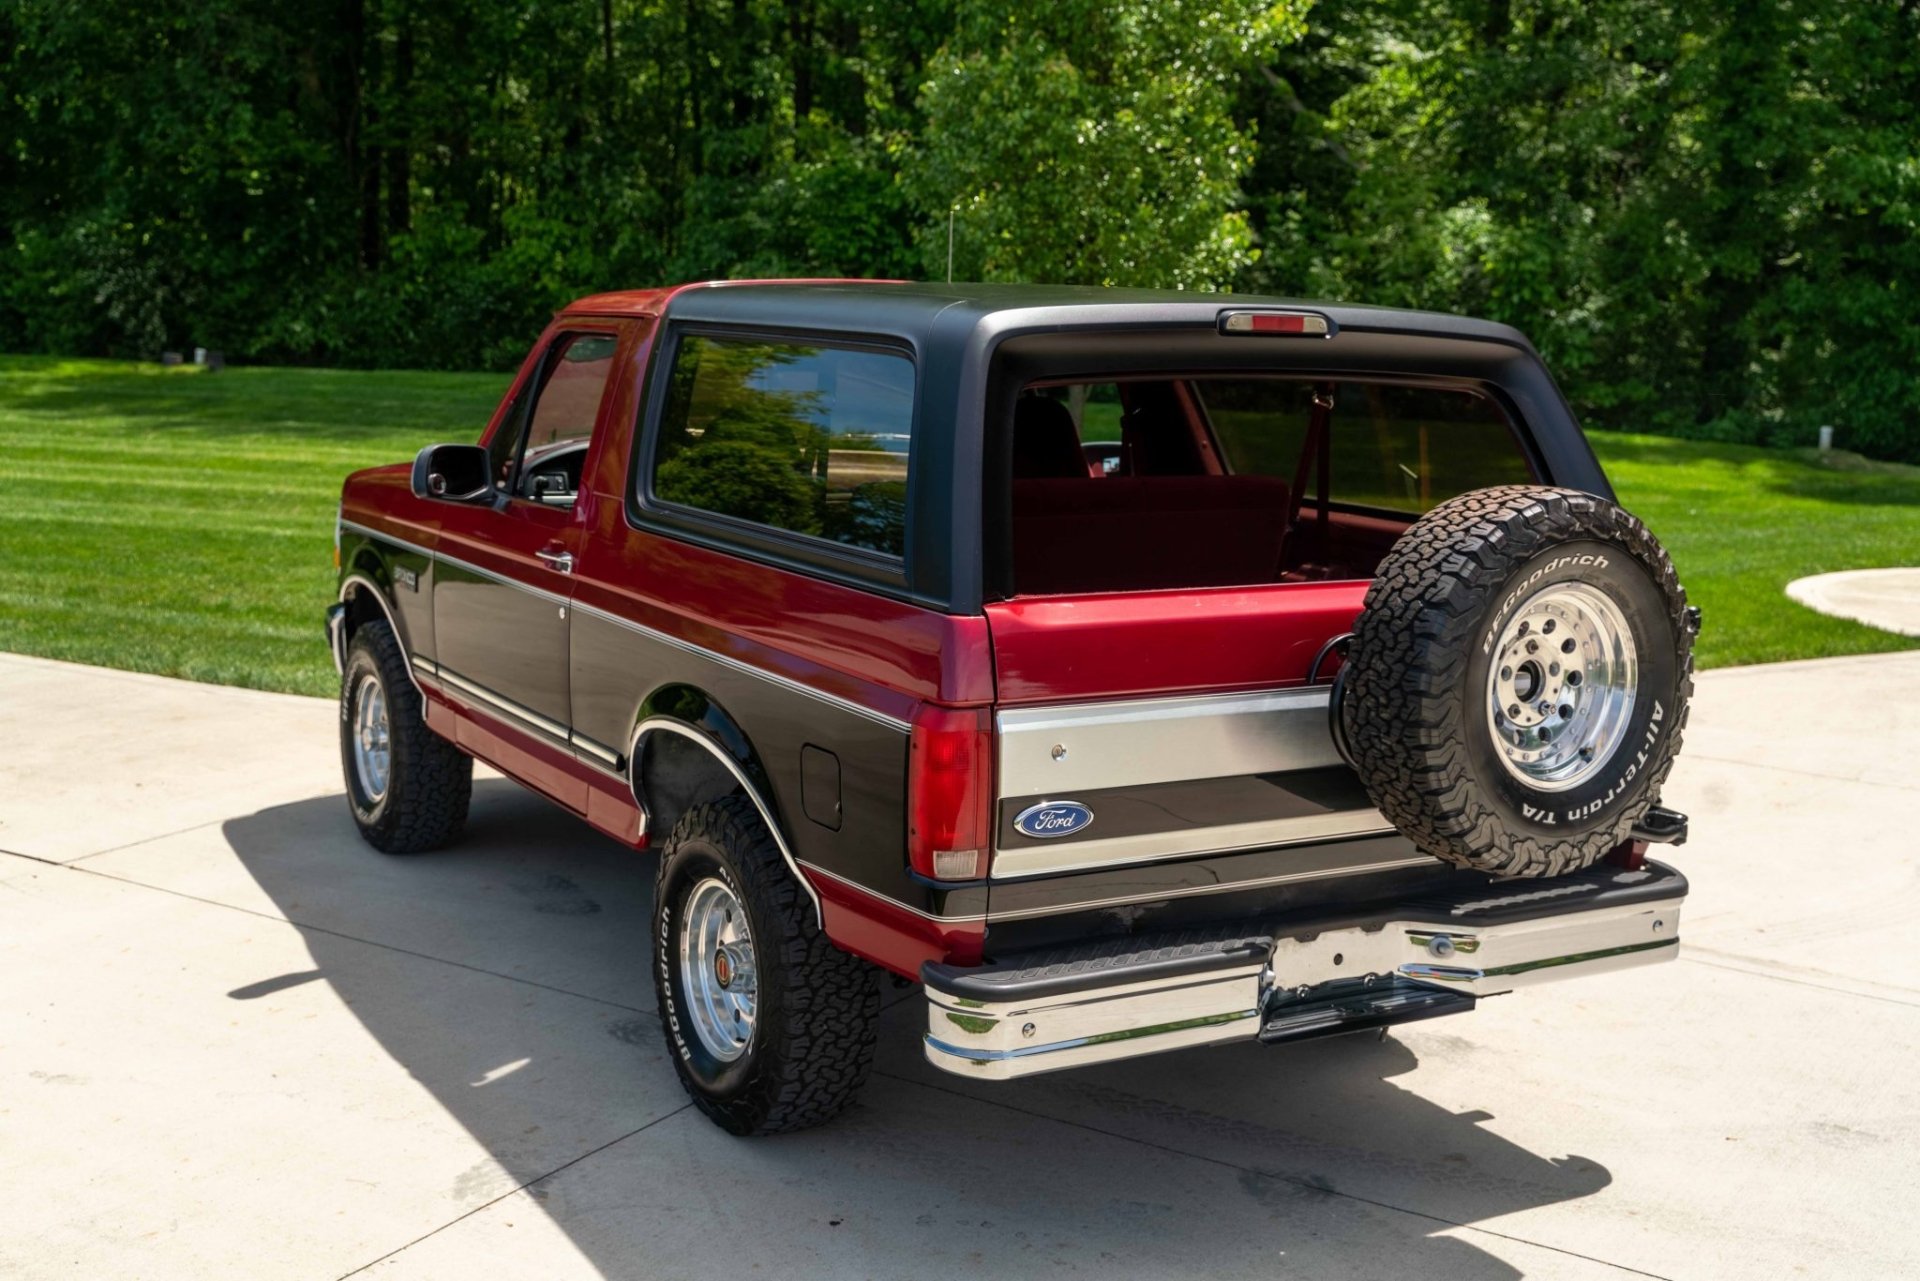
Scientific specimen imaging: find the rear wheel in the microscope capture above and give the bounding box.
[653,796,879,1135]
[1340,485,1693,878]
[340,620,472,853]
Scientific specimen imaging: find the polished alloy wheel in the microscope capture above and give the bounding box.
[679,877,758,1062]
[1486,582,1638,791]
[351,672,392,803]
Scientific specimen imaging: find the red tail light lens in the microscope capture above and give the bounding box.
[908,705,993,881]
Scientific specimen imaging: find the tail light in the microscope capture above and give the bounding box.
[908,705,993,881]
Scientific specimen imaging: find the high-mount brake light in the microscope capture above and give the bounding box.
[1219,310,1333,337]
[908,705,993,882]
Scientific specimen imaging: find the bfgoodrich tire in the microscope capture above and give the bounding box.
[1340,485,1694,878]
[653,795,880,1136]
[340,620,472,853]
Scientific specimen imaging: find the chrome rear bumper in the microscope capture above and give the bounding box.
[923,859,1685,1080]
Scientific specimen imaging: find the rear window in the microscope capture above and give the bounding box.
[1002,377,1532,595]
[1198,380,1528,515]
[651,334,915,558]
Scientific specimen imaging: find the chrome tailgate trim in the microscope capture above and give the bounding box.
[997,686,1343,795]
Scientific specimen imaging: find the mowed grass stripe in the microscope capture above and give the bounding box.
[0,505,341,534]
[0,355,507,695]
[2,355,1916,697]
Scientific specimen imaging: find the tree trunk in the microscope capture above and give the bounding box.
[387,16,413,240]
[787,0,814,122]
[731,0,753,126]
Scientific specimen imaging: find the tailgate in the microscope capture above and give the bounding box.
[982,583,1417,922]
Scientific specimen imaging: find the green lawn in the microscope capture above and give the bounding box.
[1587,432,1920,668]
[1,355,1914,697]
[0,356,509,696]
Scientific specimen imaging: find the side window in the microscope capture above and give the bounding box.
[649,334,915,557]
[486,332,619,506]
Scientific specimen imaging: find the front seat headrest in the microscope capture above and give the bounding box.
[1012,396,1087,478]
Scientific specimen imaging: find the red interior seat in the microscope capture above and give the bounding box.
[1011,476,1291,595]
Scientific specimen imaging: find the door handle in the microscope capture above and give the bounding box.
[535,547,575,574]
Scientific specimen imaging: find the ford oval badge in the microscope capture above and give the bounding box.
[1014,800,1095,840]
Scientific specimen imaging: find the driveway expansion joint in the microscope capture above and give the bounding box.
[48,856,656,1015]
[0,845,63,867]
[1679,951,1920,1009]
[335,1103,696,1279]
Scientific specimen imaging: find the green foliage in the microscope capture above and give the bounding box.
[1242,0,1920,462]
[911,2,1306,287]
[1,0,1916,462]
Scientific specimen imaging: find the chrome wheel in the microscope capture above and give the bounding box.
[678,877,757,1063]
[1486,582,1638,791]
[350,673,392,803]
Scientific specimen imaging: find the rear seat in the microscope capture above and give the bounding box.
[1011,475,1291,594]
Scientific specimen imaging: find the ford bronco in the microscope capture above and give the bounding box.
[328,282,1695,1136]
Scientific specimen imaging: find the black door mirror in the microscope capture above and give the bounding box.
[410,443,494,503]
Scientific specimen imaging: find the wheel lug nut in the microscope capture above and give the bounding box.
[1509,703,1522,718]
[1549,662,1560,676]
[1500,666,1513,680]
[1527,640,1539,654]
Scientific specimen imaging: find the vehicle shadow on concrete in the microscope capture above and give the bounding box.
[224,781,1610,1277]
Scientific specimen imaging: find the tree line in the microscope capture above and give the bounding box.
[3,0,1916,460]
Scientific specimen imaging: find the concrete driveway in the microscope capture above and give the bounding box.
[3,650,1915,1280]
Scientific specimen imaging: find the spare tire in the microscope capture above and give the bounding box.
[1339,485,1694,878]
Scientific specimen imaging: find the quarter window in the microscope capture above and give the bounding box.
[651,334,915,558]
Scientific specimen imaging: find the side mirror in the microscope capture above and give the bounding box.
[410,443,494,503]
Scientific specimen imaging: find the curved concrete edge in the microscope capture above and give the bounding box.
[1784,568,1920,639]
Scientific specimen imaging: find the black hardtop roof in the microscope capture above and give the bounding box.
[656,280,1536,354]
[616,279,1594,614]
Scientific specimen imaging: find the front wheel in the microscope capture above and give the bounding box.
[339,620,472,853]
[653,796,879,1135]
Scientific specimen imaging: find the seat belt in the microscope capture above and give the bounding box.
[1283,383,1337,541]
[1314,386,1333,538]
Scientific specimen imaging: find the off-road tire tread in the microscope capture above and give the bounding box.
[342,620,472,854]
[656,795,879,1135]
[1342,485,1693,877]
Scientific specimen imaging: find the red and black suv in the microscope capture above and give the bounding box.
[329,281,1695,1135]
